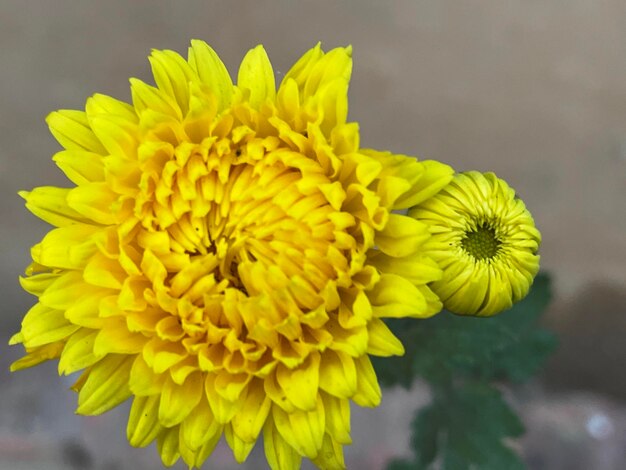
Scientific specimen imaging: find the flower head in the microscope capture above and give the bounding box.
[408,171,541,316]
[11,41,453,469]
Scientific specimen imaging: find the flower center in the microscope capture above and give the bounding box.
[461,225,501,261]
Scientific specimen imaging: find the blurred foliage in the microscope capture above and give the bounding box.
[374,273,556,469]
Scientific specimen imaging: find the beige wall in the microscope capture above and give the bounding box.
[1,1,625,468]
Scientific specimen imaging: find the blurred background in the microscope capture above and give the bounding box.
[1,0,625,468]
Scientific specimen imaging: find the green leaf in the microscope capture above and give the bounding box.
[411,404,440,466]
[442,447,470,470]
[481,445,526,470]
[380,274,555,469]
[491,329,557,383]
[375,273,556,386]
[387,459,421,470]
[443,382,524,441]
[403,382,525,470]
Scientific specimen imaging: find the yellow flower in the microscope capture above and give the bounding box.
[408,171,541,317]
[11,41,453,469]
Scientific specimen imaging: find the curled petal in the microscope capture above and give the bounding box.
[77,355,133,415]
[127,395,163,447]
[238,45,276,109]
[264,416,302,470]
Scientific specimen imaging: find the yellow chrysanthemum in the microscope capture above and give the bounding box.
[408,171,541,317]
[11,41,454,469]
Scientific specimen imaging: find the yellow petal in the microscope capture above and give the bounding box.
[263,417,302,470]
[276,78,301,126]
[281,42,323,89]
[214,370,251,402]
[375,175,412,209]
[169,253,219,298]
[339,152,382,187]
[180,397,222,451]
[314,77,349,135]
[143,337,188,374]
[85,93,138,123]
[352,356,381,408]
[264,369,296,413]
[302,47,352,100]
[149,49,195,116]
[238,45,276,109]
[58,329,100,375]
[89,114,138,160]
[400,159,455,208]
[178,434,204,469]
[330,121,359,155]
[169,356,200,385]
[318,181,346,211]
[272,398,325,458]
[94,318,147,356]
[153,315,184,342]
[8,332,22,345]
[10,342,64,372]
[368,251,442,285]
[444,265,491,316]
[65,292,107,328]
[193,436,224,468]
[67,182,119,225]
[311,433,346,470]
[231,379,272,442]
[129,354,166,396]
[338,290,373,329]
[20,302,79,348]
[368,273,433,319]
[363,150,453,209]
[53,150,105,185]
[276,352,320,411]
[39,271,90,308]
[188,40,233,110]
[127,395,163,447]
[46,110,106,154]
[118,277,150,312]
[321,393,351,444]
[318,349,357,398]
[103,154,141,196]
[158,372,204,427]
[376,214,431,258]
[131,78,181,120]
[433,258,475,301]
[18,272,61,296]
[83,252,126,289]
[366,318,405,357]
[77,354,133,415]
[156,425,180,467]
[326,321,369,357]
[224,423,255,463]
[19,187,90,227]
[32,224,99,270]
[204,373,240,423]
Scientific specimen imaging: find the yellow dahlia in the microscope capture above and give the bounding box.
[408,171,541,317]
[11,40,454,469]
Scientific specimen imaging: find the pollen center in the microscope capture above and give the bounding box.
[461,225,500,260]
